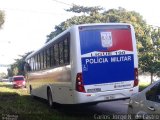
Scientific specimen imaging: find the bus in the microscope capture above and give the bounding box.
[25,23,138,107]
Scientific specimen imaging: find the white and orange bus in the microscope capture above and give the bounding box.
[25,23,139,107]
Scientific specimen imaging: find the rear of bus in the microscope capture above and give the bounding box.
[74,23,138,104]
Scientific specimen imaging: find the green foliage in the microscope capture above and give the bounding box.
[66,4,103,14]
[0,72,7,78]
[7,52,33,77]
[139,27,160,83]
[0,10,5,29]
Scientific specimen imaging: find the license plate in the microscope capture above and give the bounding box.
[106,95,115,100]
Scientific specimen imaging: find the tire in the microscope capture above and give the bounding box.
[47,89,53,108]
[29,85,32,94]
[89,102,98,106]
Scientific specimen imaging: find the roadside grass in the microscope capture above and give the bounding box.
[0,82,93,120]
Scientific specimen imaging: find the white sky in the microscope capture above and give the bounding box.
[0,0,160,73]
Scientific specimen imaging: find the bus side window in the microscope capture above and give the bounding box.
[24,62,31,72]
[50,46,55,67]
[40,52,44,69]
[59,41,64,65]
[64,38,70,64]
[43,50,47,69]
[46,48,51,68]
[37,53,41,70]
[54,44,59,66]
[30,57,34,71]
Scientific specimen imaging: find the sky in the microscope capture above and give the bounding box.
[0,0,160,73]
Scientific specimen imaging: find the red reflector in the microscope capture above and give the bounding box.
[134,68,138,87]
[86,94,92,96]
[76,73,85,93]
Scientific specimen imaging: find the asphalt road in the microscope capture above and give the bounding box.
[92,99,129,114]
[56,99,129,118]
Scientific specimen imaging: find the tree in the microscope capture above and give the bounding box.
[0,72,7,79]
[139,27,160,83]
[7,52,33,77]
[65,4,103,14]
[0,10,5,29]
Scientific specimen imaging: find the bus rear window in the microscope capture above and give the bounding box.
[79,25,132,55]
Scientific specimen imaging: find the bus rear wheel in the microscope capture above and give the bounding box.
[47,89,53,108]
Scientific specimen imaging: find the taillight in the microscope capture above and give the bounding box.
[134,68,138,87]
[76,73,85,92]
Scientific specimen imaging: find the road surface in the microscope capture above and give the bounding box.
[56,99,130,119]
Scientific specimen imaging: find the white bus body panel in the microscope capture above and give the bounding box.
[73,86,139,104]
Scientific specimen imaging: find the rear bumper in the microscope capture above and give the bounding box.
[13,84,25,88]
[73,86,138,104]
